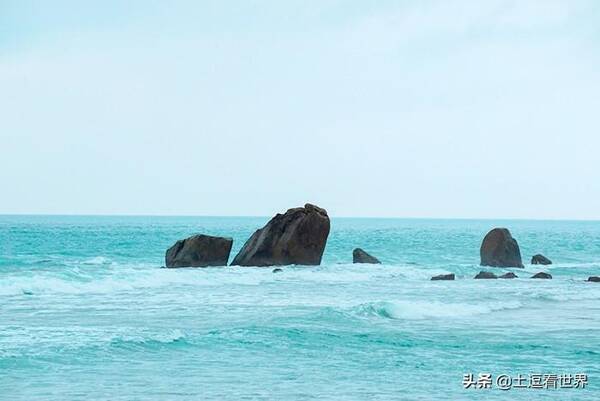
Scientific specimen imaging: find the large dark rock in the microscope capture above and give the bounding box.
[587,276,600,282]
[352,248,381,264]
[165,234,233,268]
[474,271,498,279]
[531,254,552,265]
[531,272,552,279]
[499,272,518,279]
[480,228,524,268]
[231,203,330,267]
[431,273,455,281]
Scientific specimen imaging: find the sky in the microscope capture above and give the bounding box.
[1,0,600,219]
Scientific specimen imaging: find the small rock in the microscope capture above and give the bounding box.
[587,276,600,282]
[480,228,524,268]
[499,272,518,279]
[431,273,455,281]
[165,234,233,268]
[531,272,552,279]
[531,254,552,265]
[474,271,498,279]
[272,268,283,273]
[352,248,381,264]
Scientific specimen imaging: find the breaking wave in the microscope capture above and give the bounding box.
[353,300,523,320]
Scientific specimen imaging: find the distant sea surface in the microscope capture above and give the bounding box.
[1,215,599,400]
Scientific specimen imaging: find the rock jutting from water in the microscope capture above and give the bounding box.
[165,234,233,268]
[499,272,518,279]
[431,273,455,281]
[474,271,498,279]
[231,203,330,267]
[531,254,552,265]
[531,272,552,279]
[272,268,283,273]
[480,228,524,268]
[587,276,600,282]
[352,248,381,264]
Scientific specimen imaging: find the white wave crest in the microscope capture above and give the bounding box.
[355,300,523,320]
[80,256,112,265]
[0,267,269,296]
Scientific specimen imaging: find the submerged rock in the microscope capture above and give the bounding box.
[352,248,381,264]
[531,254,552,265]
[587,276,600,282]
[231,203,330,267]
[499,272,518,279]
[531,272,552,279]
[165,234,233,268]
[272,268,283,273]
[474,271,498,279]
[480,228,524,268]
[431,273,455,281]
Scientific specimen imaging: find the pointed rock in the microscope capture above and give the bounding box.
[499,272,518,279]
[231,204,330,267]
[165,234,233,268]
[480,228,524,268]
[352,248,381,264]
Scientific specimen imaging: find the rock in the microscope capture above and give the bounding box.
[587,276,600,282]
[352,248,381,264]
[165,234,233,268]
[474,271,498,279]
[272,268,283,273]
[531,254,552,265]
[531,272,552,279]
[499,272,518,279]
[231,203,330,267]
[431,273,455,281]
[480,228,524,268]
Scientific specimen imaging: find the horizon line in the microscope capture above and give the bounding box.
[1,212,599,222]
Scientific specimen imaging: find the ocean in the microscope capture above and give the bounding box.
[1,215,599,400]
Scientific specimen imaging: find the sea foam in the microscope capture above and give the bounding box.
[353,300,523,320]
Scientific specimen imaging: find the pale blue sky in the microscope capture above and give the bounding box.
[2,0,600,218]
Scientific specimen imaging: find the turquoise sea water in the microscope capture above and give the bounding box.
[1,215,599,400]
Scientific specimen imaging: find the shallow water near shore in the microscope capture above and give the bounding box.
[1,215,599,400]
